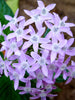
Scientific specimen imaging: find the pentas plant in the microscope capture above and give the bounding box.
[0,0,75,100]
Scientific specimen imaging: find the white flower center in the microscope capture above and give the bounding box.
[60,64,67,71]
[41,8,48,15]
[0,62,5,69]
[52,43,60,52]
[21,61,29,70]
[46,85,52,90]
[38,57,46,66]
[52,26,59,33]
[60,21,65,27]
[71,71,75,78]
[10,18,16,24]
[30,35,39,43]
[13,72,19,79]
[49,64,56,71]
[10,42,17,51]
[24,87,31,92]
[40,92,47,97]
[37,73,44,80]
[33,15,40,21]
[15,28,23,37]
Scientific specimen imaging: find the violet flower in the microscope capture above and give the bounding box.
[0,56,12,77]
[41,39,67,62]
[7,20,31,42]
[1,39,23,58]
[13,51,35,75]
[37,0,56,20]
[4,9,25,30]
[31,50,49,77]
[65,61,75,84]
[30,89,57,100]
[54,56,71,80]
[22,26,50,52]
[18,80,39,95]
[8,67,25,90]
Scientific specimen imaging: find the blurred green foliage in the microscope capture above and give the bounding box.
[6,0,19,14]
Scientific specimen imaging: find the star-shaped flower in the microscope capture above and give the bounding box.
[0,56,12,77]
[7,20,31,42]
[1,39,23,58]
[4,9,25,30]
[41,40,67,62]
[37,0,56,20]
[22,26,49,52]
[31,50,49,77]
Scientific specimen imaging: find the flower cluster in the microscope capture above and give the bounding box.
[0,0,75,100]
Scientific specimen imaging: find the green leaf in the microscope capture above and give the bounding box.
[0,75,30,100]
[56,74,65,83]
[43,28,50,37]
[20,93,30,100]
[0,0,14,36]
[0,52,4,59]
[31,79,36,88]
[0,35,4,43]
[0,75,22,100]
[0,0,14,25]
[6,0,19,14]
[52,87,61,93]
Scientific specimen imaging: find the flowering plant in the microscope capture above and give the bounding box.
[0,0,75,100]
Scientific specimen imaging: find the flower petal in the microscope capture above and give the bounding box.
[54,69,61,79]
[46,4,56,11]
[33,43,38,52]
[14,79,19,90]
[36,80,42,88]
[4,15,12,21]
[37,0,45,8]
[29,63,40,72]
[22,41,32,50]
[40,38,50,43]
[7,33,15,39]
[7,49,13,58]
[51,52,57,63]
[31,52,40,61]
[42,65,48,77]
[14,9,19,18]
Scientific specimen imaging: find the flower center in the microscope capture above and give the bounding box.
[46,85,52,90]
[60,21,65,27]
[52,43,60,52]
[30,35,39,43]
[60,64,67,71]
[38,57,46,66]
[24,87,31,92]
[16,28,23,36]
[40,92,47,97]
[53,26,59,33]
[13,72,19,79]
[21,61,29,70]
[41,8,48,15]
[37,73,44,80]
[0,62,5,69]
[71,71,75,78]
[10,42,17,51]
[33,15,40,21]
[10,18,16,24]
[49,64,56,71]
